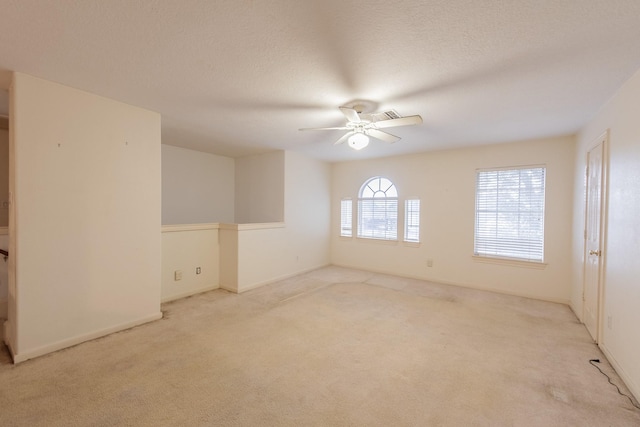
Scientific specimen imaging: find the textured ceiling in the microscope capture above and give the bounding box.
[1,0,640,162]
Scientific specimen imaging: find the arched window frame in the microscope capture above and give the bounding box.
[357,176,398,240]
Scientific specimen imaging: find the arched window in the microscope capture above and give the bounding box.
[358,177,398,240]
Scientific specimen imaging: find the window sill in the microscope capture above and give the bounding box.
[340,237,421,248]
[472,255,547,270]
[356,237,399,246]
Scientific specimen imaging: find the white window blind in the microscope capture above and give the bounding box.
[358,177,398,240]
[404,199,420,242]
[474,167,546,262]
[340,198,352,237]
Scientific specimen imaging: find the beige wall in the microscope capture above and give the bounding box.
[332,136,575,303]
[162,145,235,224]
[572,68,640,400]
[235,151,284,223]
[219,224,239,291]
[223,151,331,292]
[8,73,162,362]
[284,150,332,270]
[160,149,330,295]
[161,224,219,302]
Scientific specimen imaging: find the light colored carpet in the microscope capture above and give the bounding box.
[1,266,638,426]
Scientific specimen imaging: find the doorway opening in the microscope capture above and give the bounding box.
[582,131,608,343]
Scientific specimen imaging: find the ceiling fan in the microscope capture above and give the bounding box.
[299,104,423,150]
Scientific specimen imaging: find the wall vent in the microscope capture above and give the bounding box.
[364,110,401,123]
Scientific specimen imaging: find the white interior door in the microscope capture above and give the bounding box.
[583,137,605,342]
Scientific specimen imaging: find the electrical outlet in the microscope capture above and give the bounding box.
[426,259,433,268]
[174,270,182,281]
[196,267,201,274]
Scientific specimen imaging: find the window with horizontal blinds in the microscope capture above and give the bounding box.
[474,167,546,262]
[404,199,420,242]
[340,198,352,237]
[358,177,398,240]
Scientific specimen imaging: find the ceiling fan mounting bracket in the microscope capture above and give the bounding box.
[341,99,377,114]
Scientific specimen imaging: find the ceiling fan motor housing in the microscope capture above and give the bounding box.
[299,104,423,148]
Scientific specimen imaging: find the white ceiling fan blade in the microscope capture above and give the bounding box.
[373,115,423,129]
[334,132,355,145]
[299,126,350,131]
[367,129,400,143]
[339,106,361,123]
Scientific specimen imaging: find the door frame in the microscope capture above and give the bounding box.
[582,130,609,344]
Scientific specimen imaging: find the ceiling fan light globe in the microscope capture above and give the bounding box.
[348,133,369,150]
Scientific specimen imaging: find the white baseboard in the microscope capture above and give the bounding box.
[568,300,582,322]
[235,264,330,294]
[11,312,163,364]
[600,343,640,403]
[219,283,237,293]
[161,284,219,303]
[331,262,571,305]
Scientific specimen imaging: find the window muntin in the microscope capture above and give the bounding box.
[340,198,352,237]
[474,166,546,262]
[358,177,398,240]
[404,199,420,242]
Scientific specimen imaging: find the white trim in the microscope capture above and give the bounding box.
[340,198,353,238]
[582,130,609,344]
[600,343,640,403]
[219,283,237,293]
[355,237,399,246]
[331,262,569,305]
[218,223,239,231]
[476,163,546,173]
[11,312,163,364]
[403,241,421,248]
[232,264,329,294]
[161,223,219,233]
[239,222,285,231]
[161,284,219,303]
[403,198,420,243]
[474,166,546,262]
[218,222,286,231]
[161,222,286,233]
